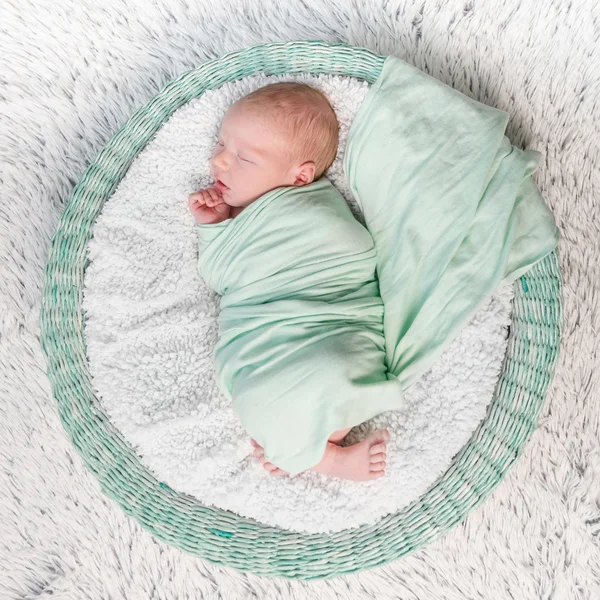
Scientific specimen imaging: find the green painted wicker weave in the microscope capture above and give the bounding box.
[39,40,563,580]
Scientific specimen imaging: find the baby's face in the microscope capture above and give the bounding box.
[209,103,299,208]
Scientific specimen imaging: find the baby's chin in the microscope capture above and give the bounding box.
[226,185,287,207]
[226,193,257,208]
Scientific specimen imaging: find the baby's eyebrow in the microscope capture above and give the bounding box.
[245,145,266,157]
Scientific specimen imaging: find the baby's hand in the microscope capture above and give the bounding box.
[188,186,231,224]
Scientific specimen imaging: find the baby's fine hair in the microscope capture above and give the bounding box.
[235,82,339,181]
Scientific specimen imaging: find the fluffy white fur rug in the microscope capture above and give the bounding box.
[81,72,514,534]
[2,0,599,596]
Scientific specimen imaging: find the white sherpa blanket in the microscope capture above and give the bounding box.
[4,0,599,595]
[82,72,514,534]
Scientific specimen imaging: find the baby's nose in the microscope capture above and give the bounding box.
[212,150,230,171]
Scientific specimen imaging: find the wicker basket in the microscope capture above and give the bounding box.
[39,39,562,580]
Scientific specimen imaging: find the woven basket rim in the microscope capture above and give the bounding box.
[39,39,563,580]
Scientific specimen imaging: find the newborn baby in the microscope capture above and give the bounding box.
[189,82,390,481]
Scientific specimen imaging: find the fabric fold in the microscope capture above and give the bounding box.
[343,54,560,387]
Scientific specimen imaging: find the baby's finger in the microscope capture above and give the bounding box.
[189,192,206,207]
[207,187,223,205]
[213,201,230,216]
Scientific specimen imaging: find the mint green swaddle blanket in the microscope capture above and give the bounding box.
[196,54,560,477]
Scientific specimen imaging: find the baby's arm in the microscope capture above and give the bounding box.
[189,186,231,224]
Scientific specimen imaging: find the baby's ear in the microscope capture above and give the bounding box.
[295,161,316,185]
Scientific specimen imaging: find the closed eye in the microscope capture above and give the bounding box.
[216,141,252,163]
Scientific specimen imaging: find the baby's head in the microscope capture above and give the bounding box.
[210,82,339,208]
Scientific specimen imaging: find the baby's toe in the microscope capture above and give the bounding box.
[370,452,386,463]
[370,443,387,455]
[370,461,386,472]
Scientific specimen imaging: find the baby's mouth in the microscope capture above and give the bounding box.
[215,179,229,192]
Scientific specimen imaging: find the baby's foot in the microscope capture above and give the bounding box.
[316,429,389,481]
[250,439,289,477]
[249,430,390,482]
